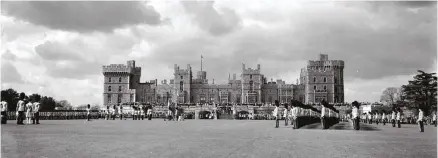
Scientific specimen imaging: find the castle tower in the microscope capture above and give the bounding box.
[173,64,192,103]
[241,64,262,104]
[301,54,344,104]
[102,60,138,106]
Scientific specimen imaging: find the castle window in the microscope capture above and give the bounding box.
[108,94,112,103]
[180,81,183,92]
[313,77,316,83]
[324,86,327,90]
[324,77,327,83]
[250,75,252,79]
[117,94,121,103]
[119,86,122,92]
[119,77,122,82]
[181,76,183,79]
[314,86,316,90]
[109,77,112,83]
[108,86,112,92]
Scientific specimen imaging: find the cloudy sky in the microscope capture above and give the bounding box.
[1,1,436,106]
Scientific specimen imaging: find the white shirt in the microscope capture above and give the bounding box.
[391,112,396,120]
[273,107,279,117]
[33,102,40,112]
[26,102,33,112]
[1,101,7,112]
[418,111,424,120]
[382,113,386,119]
[17,100,25,111]
[433,114,436,121]
[396,112,401,120]
[87,108,90,115]
[283,109,288,117]
[321,107,326,117]
[352,107,358,118]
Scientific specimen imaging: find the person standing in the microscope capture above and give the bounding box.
[33,98,40,124]
[273,100,280,128]
[16,94,26,125]
[417,108,425,132]
[25,100,33,124]
[382,112,386,126]
[391,110,396,127]
[140,105,145,120]
[396,108,402,128]
[433,112,437,127]
[106,106,110,120]
[1,99,8,124]
[375,113,380,125]
[288,104,293,126]
[147,105,153,120]
[119,104,123,120]
[86,104,91,121]
[283,104,289,126]
[352,101,360,130]
[321,102,327,129]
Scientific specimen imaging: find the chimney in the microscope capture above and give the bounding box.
[242,63,246,71]
[257,64,260,70]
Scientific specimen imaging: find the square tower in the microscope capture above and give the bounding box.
[241,63,263,104]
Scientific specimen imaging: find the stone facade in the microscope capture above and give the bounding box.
[102,54,344,106]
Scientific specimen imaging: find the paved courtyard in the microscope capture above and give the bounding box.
[2,119,437,158]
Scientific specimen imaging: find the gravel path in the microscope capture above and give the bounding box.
[2,120,436,158]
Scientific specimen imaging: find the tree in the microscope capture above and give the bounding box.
[402,70,437,116]
[380,87,403,106]
[40,96,56,111]
[56,100,73,110]
[91,104,100,110]
[1,88,20,111]
[29,93,42,102]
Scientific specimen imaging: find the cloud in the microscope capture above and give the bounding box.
[2,49,17,61]
[35,41,86,61]
[1,61,24,84]
[181,1,241,36]
[2,1,164,33]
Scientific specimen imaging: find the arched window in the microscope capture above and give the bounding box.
[324,86,327,90]
[313,85,316,90]
[119,77,122,82]
[313,77,316,83]
[180,81,184,92]
[181,76,183,79]
[107,94,112,103]
[108,77,112,83]
[249,81,254,92]
[323,77,327,83]
[108,86,112,92]
[118,86,122,92]
[250,75,253,79]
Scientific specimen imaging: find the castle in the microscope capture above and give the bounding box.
[102,54,344,106]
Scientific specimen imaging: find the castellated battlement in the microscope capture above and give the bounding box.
[307,60,345,67]
[102,60,141,75]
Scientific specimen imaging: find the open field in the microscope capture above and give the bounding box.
[2,119,437,158]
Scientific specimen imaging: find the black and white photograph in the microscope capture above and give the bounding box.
[1,0,437,158]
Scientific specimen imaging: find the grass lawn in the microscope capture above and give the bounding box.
[2,119,436,158]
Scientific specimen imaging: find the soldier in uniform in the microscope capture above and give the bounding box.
[417,107,425,132]
[375,113,380,125]
[140,104,145,120]
[352,101,360,130]
[273,100,280,128]
[112,105,116,120]
[433,112,437,127]
[288,102,294,126]
[119,104,123,120]
[391,109,396,127]
[86,104,91,121]
[382,112,386,126]
[1,99,8,124]
[25,100,33,124]
[16,94,26,125]
[106,106,110,120]
[396,108,402,128]
[33,98,40,124]
[283,104,289,126]
[147,104,153,120]
[321,101,327,129]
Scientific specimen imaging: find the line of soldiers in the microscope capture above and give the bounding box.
[100,104,154,121]
[273,100,338,129]
[0,93,41,125]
